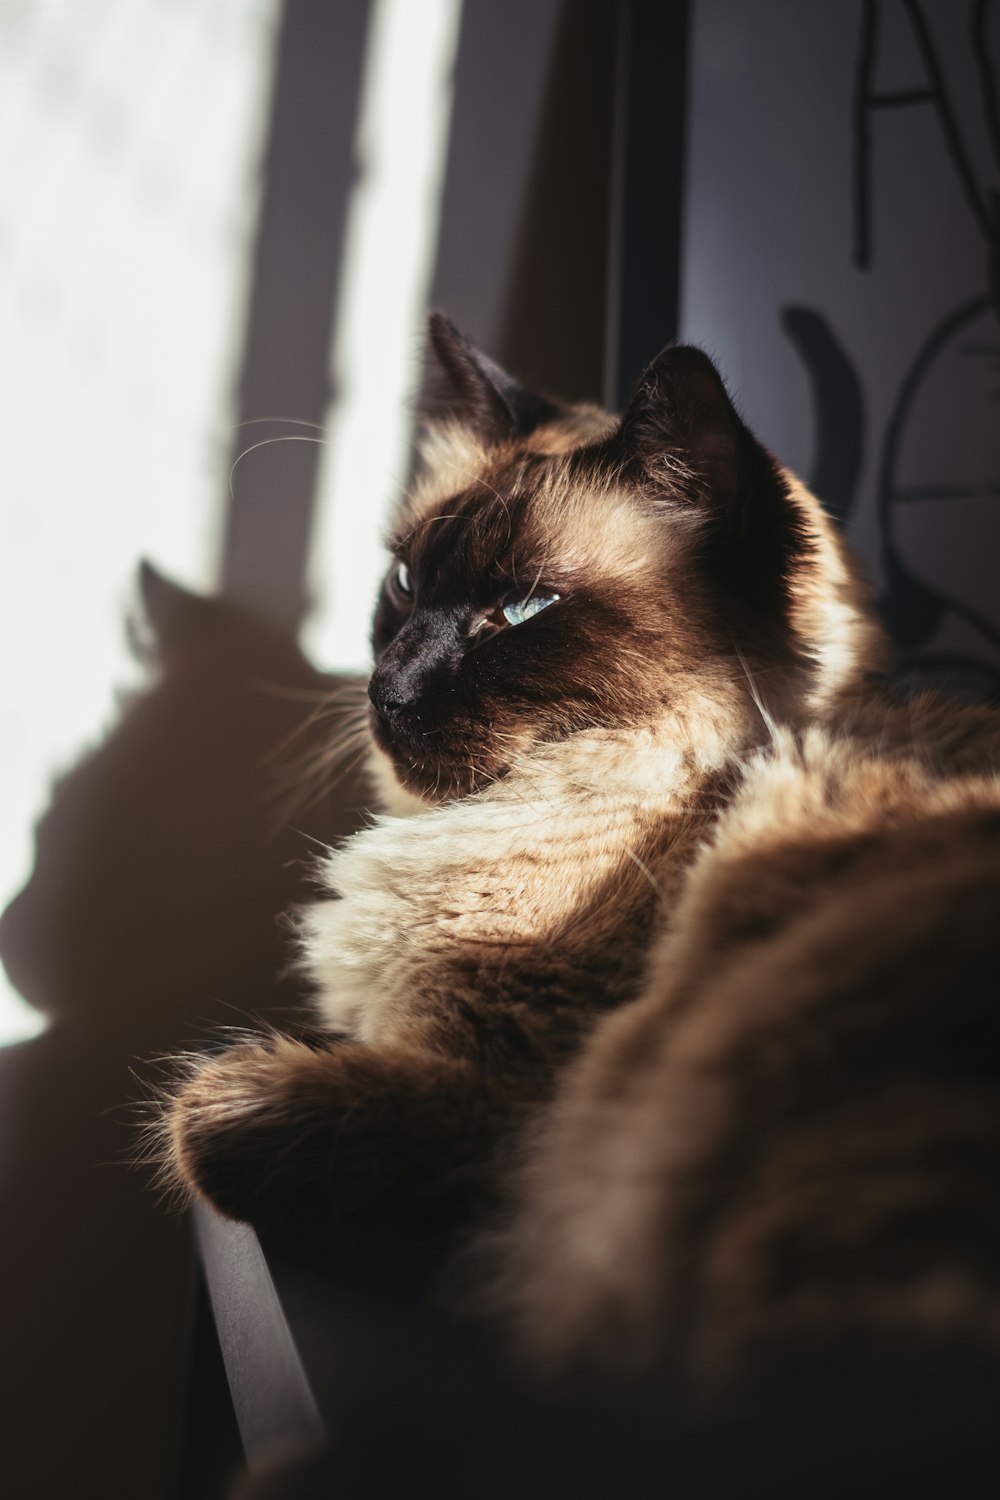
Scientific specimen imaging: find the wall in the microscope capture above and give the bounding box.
[682,0,1000,692]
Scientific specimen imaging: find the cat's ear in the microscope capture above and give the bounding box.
[134,560,221,661]
[612,345,754,534]
[422,312,560,444]
[613,347,808,609]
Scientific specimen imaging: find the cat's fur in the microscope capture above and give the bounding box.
[492,712,1000,1391]
[163,315,1000,1391]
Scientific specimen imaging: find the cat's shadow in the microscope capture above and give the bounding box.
[1,563,370,1048]
[0,563,371,1496]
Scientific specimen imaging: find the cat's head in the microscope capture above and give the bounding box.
[368,314,887,807]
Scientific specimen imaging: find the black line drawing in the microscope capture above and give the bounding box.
[793,0,1000,693]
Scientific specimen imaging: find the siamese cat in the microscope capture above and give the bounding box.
[162,315,1000,1390]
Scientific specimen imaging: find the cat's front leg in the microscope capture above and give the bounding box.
[164,1034,510,1226]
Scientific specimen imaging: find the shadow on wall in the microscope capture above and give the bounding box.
[0,563,370,1045]
[0,563,371,1500]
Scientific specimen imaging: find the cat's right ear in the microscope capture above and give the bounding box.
[421,312,560,444]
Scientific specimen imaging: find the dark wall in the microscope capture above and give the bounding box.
[681,0,1000,692]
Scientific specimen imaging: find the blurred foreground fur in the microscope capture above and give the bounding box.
[161,315,1000,1401]
[492,709,1000,1392]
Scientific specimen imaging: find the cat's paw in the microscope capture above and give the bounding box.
[155,1030,491,1226]
[163,1038,323,1224]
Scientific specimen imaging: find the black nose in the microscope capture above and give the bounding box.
[368,670,415,720]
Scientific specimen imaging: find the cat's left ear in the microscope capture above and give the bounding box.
[611,345,756,536]
[422,312,560,444]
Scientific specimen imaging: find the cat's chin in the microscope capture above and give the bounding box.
[368,744,502,809]
[367,742,440,816]
[366,713,500,808]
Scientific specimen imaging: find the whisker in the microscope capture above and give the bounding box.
[229,434,329,499]
[397,510,476,546]
[732,643,780,743]
[232,417,327,432]
[623,845,667,903]
[247,676,367,706]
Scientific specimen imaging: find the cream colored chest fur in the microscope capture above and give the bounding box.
[299,728,705,1046]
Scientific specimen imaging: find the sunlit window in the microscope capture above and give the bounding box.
[0,0,281,1042]
[306,0,462,672]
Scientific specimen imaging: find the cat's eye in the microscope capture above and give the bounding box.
[502,591,560,627]
[393,561,413,597]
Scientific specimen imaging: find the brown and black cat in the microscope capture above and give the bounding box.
[163,315,1000,1393]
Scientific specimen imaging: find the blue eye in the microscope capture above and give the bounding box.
[501,591,560,627]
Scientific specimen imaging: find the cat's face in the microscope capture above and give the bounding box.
[369,445,732,802]
[367,316,883,805]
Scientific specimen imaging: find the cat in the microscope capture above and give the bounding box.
[162,313,883,1210]
[161,314,1000,1394]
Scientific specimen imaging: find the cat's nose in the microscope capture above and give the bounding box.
[368,670,415,720]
